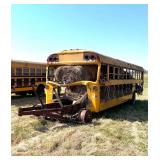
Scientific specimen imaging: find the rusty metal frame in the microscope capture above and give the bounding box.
[18,102,84,122]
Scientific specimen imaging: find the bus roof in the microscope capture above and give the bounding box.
[11,59,46,65]
[48,49,144,71]
[99,54,143,71]
[54,49,97,54]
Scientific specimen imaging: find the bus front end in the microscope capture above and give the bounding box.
[18,50,101,123]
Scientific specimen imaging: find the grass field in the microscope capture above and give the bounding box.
[11,75,148,156]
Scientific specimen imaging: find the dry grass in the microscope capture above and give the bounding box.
[11,75,148,156]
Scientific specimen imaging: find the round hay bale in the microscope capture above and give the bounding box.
[54,65,94,100]
[54,65,93,84]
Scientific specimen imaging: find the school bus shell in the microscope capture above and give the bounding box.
[11,60,46,95]
[47,49,144,112]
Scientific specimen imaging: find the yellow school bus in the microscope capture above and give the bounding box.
[18,49,144,123]
[11,60,46,96]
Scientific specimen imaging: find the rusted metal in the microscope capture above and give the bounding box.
[18,100,90,122]
[53,88,64,108]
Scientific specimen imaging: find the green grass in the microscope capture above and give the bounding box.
[11,74,148,156]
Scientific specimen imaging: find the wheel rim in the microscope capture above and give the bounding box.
[79,109,92,123]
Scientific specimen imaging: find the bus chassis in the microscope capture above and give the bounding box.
[18,86,92,123]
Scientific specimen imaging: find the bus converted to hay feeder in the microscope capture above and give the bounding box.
[18,49,144,123]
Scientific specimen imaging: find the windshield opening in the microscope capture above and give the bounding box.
[47,65,98,84]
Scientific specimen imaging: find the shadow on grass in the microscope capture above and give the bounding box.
[52,100,148,128]
[94,100,148,123]
[11,94,34,99]
[11,95,45,107]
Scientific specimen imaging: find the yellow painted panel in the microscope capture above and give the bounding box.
[87,84,100,112]
[99,94,132,112]
[11,82,46,93]
[59,53,83,62]
[45,83,54,104]
[11,87,33,92]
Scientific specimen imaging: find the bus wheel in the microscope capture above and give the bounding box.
[36,85,45,97]
[79,109,92,123]
[130,92,136,105]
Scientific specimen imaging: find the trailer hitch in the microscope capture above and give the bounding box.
[18,87,92,123]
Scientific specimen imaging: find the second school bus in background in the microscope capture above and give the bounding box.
[11,60,46,96]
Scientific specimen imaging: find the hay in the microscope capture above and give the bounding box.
[54,65,96,101]
[54,66,93,84]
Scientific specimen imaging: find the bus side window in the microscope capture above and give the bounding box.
[100,65,108,82]
[119,68,123,79]
[42,68,46,76]
[11,79,14,88]
[30,68,35,76]
[42,78,46,81]
[115,67,118,79]
[36,68,41,76]
[17,79,22,87]
[16,68,22,76]
[37,78,41,82]
[133,70,135,79]
[48,66,55,81]
[109,66,113,80]
[137,72,139,80]
[11,67,14,76]
[139,72,141,80]
[123,68,127,79]
[130,69,133,79]
[24,78,29,86]
[31,78,35,85]
[141,72,144,80]
[23,67,29,76]
[127,69,132,79]
[136,71,138,80]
